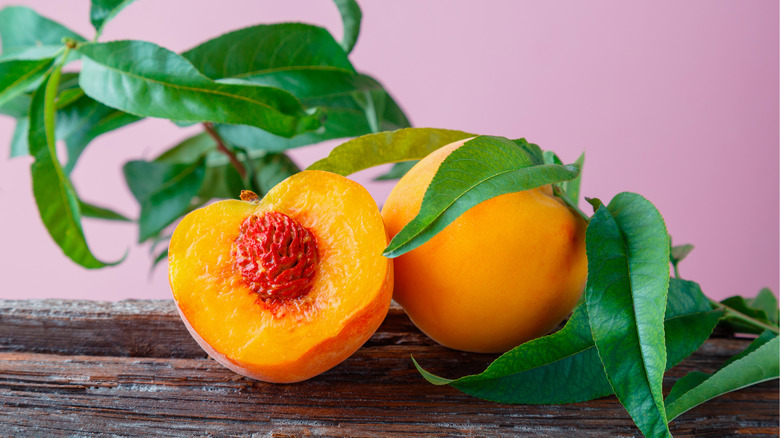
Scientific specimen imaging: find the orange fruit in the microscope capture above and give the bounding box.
[382,139,587,353]
[169,170,393,382]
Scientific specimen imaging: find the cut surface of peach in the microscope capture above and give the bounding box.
[169,170,393,383]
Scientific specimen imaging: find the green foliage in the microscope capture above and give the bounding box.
[543,150,584,206]
[77,41,322,138]
[0,94,30,119]
[124,158,207,242]
[308,127,475,175]
[182,23,354,78]
[57,94,141,174]
[28,57,120,268]
[374,160,417,180]
[383,136,580,258]
[585,196,603,212]
[414,279,721,404]
[0,1,406,269]
[90,0,138,37]
[670,242,694,278]
[180,24,407,151]
[213,73,409,152]
[585,194,671,437]
[0,57,56,107]
[79,200,131,222]
[124,132,303,245]
[671,243,694,265]
[0,6,85,54]
[333,0,363,54]
[250,152,302,194]
[719,288,779,334]
[666,332,779,420]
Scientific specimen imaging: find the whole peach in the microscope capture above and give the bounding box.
[381,139,587,353]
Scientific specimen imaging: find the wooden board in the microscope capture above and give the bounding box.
[0,299,777,437]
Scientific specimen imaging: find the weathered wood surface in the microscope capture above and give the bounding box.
[0,300,777,437]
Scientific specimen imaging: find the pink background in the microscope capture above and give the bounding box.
[0,1,777,301]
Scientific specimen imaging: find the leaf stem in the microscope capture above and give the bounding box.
[552,186,590,223]
[710,298,780,334]
[203,122,246,179]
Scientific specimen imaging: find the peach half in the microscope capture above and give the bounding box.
[169,170,393,383]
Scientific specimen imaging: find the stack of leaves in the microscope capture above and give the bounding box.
[0,0,409,267]
[310,127,780,438]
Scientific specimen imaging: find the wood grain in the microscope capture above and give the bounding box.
[0,299,777,437]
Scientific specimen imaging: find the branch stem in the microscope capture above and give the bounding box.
[552,186,590,223]
[203,122,246,179]
[710,298,780,334]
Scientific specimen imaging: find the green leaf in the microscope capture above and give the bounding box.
[9,117,29,157]
[543,151,584,207]
[670,241,695,278]
[673,327,776,410]
[154,132,240,201]
[151,247,169,269]
[0,57,56,108]
[5,88,139,168]
[750,289,779,325]
[214,72,410,152]
[585,197,603,212]
[0,45,65,62]
[0,6,85,53]
[178,20,411,150]
[666,332,779,421]
[333,0,362,54]
[182,23,354,80]
[721,330,777,371]
[79,200,131,222]
[415,278,720,404]
[250,152,301,194]
[567,153,584,205]
[308,127,475,175]
[197,160,246,201]
[55,87,84,110]
[155,132,216,164]
[384,136,580,258]
[28,61,119,268]
[147,231,171,271]
[585,193,671,437]
[0,93,31,118]
[432,304,611,403]
[90,0,138,37]
[123,158,207,242]
[56,93,141,174]
[671,243,694,265]
[666,372,710,406]
[719,288,780,334]
[375,160,418,181]
[77,41,321,138]
[216,86,409,151]
[663,296,724,371]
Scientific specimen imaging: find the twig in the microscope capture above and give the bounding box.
[710,298,780,334]
[203,122,247,179]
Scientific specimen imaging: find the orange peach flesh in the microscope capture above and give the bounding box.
[169,171,392,382]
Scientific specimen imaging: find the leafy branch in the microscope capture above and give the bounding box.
[1,0,408,267]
